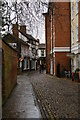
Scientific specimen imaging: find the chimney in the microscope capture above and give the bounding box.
[12,23,19,38]
[20,25,26,34]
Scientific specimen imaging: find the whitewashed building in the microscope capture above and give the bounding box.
[18,25,39,70]
[38,43,46,66]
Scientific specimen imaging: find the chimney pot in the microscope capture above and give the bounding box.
[12,23,19,38]
[20,25,26,34]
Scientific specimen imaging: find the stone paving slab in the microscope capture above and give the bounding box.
[29,71,80,119]
[2,74,42,119]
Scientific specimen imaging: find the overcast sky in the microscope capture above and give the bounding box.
[6,0,48,43]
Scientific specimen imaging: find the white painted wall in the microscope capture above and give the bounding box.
[38,49,45,57]
[38,50,41,57]
[19,32,28,42]
[21,44,29,58]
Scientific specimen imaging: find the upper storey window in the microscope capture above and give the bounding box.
[76,1,78,14]
[72,2,74,19]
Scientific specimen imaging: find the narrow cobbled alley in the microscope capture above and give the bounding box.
[3,71,80,119]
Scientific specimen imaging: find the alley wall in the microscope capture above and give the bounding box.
[2,40,17,104]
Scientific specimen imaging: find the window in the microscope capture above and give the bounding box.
[76,26,78,41]
[32,48,36,54]
[24,59,26,70]
[76,1,78,14]
[9,43,17,49]
[41,50,44,56]
[36,50,37,55]
[26,60,29,69]
[27,60,28,69]
[72,3,74,19]
[72,30,74,44]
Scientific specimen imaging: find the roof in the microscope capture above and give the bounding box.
[2,33,29,46]
[19,30,39,43]
[42,13,48,16]
[0,39,17,52]
[38,44,45,49]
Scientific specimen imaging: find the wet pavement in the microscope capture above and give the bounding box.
[2,71,80,119]
[2,73,42,118]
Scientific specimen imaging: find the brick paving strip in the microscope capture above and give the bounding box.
[32,84,55,120]
[29,71,80,119]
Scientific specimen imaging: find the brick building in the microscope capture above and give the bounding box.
[43,13,51,74]
[67,1,80,80]
[3,23,39,73]
[44,2,71,77]
[3,33,30,73]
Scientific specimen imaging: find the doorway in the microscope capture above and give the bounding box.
[57,63,60,77]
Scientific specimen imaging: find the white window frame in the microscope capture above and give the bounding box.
[72,3,74,20]
[76,1,78,14]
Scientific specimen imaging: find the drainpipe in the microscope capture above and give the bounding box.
[46,15,47,74]
[52,3,53,75]
[69,2,72,78]
[49,7,51,75]
[49,5,53,75]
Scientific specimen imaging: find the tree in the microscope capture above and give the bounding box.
[1,0,48,39]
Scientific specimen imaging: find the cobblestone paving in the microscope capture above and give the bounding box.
[29,71,80,119]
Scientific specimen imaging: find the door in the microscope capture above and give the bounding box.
[29,60,31,71]
[57,63,60,77]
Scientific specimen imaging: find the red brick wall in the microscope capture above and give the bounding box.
[54,2,70,47]
[12,24,19,38]
[45,2,70,76]
[55,52,70,76]
[45,14,50,74]
[20,25,26,34]
[2,41,17,104]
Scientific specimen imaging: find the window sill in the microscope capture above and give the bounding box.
[72,18,74,21]
[76,39,79,42]
[76,12,79,16]
[72,42,74,45]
